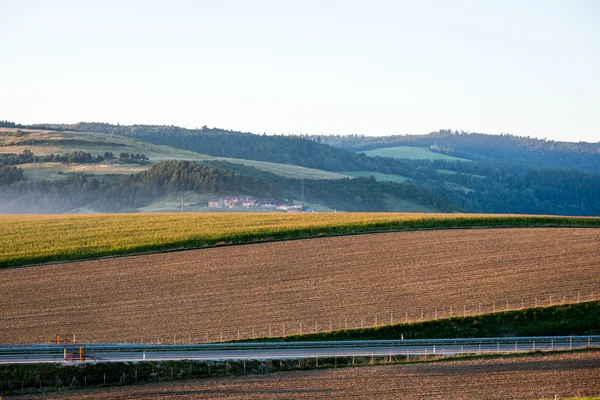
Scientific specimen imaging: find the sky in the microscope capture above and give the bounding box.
[1,0,599,142]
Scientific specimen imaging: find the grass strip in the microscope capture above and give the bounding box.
[242,301,600,342]
[1,213,599,268]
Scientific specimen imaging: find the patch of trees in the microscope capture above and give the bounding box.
[118,152,149,164]
[0,149,149,165]
[0,165,25,186]
[0,150,35,165]
[43,151,105,164]
[0,120,19,128]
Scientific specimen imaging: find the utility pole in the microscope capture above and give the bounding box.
[33,156,38,186]
[301,178,304,209]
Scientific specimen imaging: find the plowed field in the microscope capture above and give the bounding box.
[20,351,600,399]
[1,228,599,343]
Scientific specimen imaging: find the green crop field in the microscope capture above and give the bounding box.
[0,128,349,180]
[1,213,598,268]
[362,146,469,161]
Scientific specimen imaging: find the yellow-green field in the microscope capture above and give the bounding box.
[1,213,599,268]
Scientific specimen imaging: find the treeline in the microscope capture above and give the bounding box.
[0,160,454,213]
[0,150,148,165]
[0,120,18,128]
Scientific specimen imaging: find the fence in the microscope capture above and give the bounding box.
[22,289,600,345]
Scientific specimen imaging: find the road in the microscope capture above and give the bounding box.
[0,336,596,364]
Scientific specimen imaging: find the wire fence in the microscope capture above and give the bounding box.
[44,289,599,345]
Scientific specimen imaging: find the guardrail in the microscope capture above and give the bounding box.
[1,335,598,355]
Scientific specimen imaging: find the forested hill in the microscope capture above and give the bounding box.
[3,120,600,216]
[0,160,454,214]
[321,130,600,173]
[15,122,411,176]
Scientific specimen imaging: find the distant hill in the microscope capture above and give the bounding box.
[0,128,350,181]
[14,122,413,177]
[2,121,600,216]
[321,130,600,173]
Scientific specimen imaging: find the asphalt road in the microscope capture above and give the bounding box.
[1,336,596,364]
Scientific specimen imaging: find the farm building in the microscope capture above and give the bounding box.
[207,199,223,208]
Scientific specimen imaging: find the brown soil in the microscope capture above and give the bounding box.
[20,351,600,399]
[1,228,599,344]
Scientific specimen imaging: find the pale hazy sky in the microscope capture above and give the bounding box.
[2,0,599,142]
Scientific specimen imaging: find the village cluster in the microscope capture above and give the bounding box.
[207,196,314,212]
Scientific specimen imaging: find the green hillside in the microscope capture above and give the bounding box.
[345,171,409,183]
[362,146,469,161]
[0,128,349,180]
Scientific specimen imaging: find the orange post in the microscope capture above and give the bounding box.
[56,335,61,345]
[79,346,83,362]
